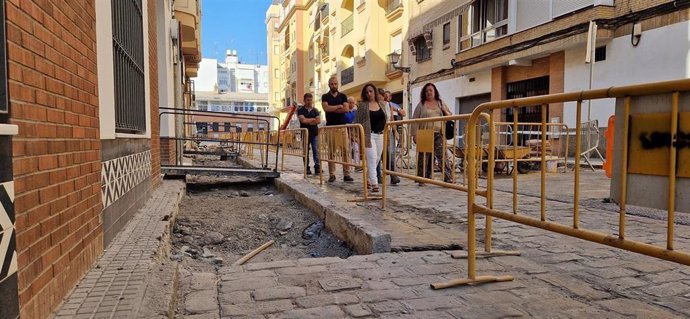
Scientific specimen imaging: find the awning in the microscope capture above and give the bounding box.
[408,0,473,41]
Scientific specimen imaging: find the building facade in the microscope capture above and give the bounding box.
[407,0,690,131]
[194,51,270,94]
[0,0,200,318]
[266,0,411,123]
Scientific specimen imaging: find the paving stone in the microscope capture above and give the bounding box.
[343,304,373,318]
[597,298,679,318]
[294,293,359,308]
[244,260,297,271]
[535,273,611,300]
[275,266,328,275]
[222,300,294,316]
[270,305,346,319]
[297,257,346,266]
[447,305,527,319]
[363,280,398,290]
[392,275,450,287]
[641,281,690,298]
[368,300,410,315]
[185,290,218,314]
[184,314,220,319]
[253,286,306,301]
[380,311,456,319]
[408,264,458,276]
[624,262,675,274]
[220,277,278,292]
[220,270,276,281]
[319,277,363,292]
[218,291,252,305]
[402,296,465,311]
[355,266,414,280]
[357,288,418,303]
[191,273,218,291]
[217,266,244,274]
[586,267,638,279]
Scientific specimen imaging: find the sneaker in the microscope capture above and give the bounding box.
[343,176,354,182]
[314,166,321,174]
[328,175,336,182]
[306,169,312,175]
[377,177,383,184]
[390,176,400,185]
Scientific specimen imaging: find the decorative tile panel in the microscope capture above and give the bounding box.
[101,150,152,209]
[0,181,17,281]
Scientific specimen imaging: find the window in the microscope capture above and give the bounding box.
[358,40,366,59]
[112,0,146,133]
[274,92,280,101]
[274,69,280,79]
[274,45,280,55]
[443,22,451,45]
[196,122,208,134]
[459,0,508,50]
[595,46,606,62]
[224,122,232,132]
[212,122,219,132]
[414,36,431,62]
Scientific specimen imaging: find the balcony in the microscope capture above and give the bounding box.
[385,0,403,20]
[341,14,353,38]
[341,66,354,85]
[174,0,201,77]
[320,3,329,24]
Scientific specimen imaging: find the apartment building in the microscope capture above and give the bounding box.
[194,51,270,94]
[267,0,411,122]
[0,0,200,318]
[407,0,690,129]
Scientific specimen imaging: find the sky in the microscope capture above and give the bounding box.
[200,0,274,65]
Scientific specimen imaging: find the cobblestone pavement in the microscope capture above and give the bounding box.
[216,151,690,318]
[54,181,185,319]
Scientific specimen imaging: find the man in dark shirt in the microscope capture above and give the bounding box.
[321,77,353,182]
[297,93,321,175]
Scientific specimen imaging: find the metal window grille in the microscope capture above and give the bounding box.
[504,76,550,124]
[414,37,431,62]
[112,0,146,133]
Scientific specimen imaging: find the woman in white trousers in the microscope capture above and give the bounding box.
[354,83,391,192]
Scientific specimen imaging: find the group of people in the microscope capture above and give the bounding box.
[297,76,453,192]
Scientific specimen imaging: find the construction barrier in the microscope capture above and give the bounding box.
[578,119,605,171]
[280,128,309,178]
[433,78,690,290]
[318,124,377,201]
[381,113,494,209]
[493,122,569,174]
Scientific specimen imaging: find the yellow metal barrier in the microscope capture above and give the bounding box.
[434,78,690,290]
[280,128,309,178]
[318,124,377,201]
[381,113,495,209]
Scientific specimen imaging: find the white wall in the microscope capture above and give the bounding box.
[96,0,115,139]
[410,70,491,114]
[158,0,176,137]
[563,20,690,128]
[194,59,219,91]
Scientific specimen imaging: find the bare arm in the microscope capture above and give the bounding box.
[321,101,340,113]
[397,104,407,117]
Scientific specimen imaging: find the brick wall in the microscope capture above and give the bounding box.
[148,0,161,187]
[6,1,103,318]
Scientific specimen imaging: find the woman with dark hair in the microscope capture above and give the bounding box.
[410,82,453,184]
[354,83,390,192]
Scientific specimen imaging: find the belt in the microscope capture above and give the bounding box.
[372,131,383,134]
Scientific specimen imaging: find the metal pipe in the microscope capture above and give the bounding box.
[466,112,478,280]
[513,109,518,214]
[474,205,690,266]
[574,100,582,229]
[668,92,679,250]
[620,97,630,239]
[541,104,547,221]
[485,113,495,252]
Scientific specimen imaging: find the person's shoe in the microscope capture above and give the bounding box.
[377,176,383,184]
[306,169,312,175]
[390,176,401,185]
[314,166,321,174]
[343,175,354,182]
[328,175,337,182]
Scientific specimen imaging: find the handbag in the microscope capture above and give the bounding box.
[439,101,455,140]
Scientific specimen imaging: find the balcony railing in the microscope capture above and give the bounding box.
[320,3,329,21]
[341,66,354,85]
[386,0,402,14]
[341,14,353,37]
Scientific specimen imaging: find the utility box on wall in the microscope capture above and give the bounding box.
[610,93,690,213]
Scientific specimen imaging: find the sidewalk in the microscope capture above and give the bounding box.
[54,181,185,319]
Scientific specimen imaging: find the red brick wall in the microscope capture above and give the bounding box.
[6,1,103,318]
[148,0,161,187]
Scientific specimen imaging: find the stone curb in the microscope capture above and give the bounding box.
[238,157,391,254]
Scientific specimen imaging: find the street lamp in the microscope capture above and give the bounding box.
[388,52,410,73]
